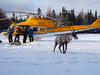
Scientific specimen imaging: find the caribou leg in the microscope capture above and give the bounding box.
[59,44,62,53]
[63,43,67,53]
[53,42,58,52]
[62,43,65,53]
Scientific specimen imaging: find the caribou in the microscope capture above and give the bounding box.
[53,31,78,54]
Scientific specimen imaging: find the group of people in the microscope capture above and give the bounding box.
[7,27,34,44]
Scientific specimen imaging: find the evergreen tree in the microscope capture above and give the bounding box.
[52,10,56,19]
[12,12,15,22]
[84,14,88,25]
[70,9,76,25]
[87,10,89,24]
[19,15,23,22]
[15,17,18,23]
[27,14,29,19]
[65,11,70,26]
[95,10,97,21]
[37,8,42,17]
[89,10,92,24]
[62,6,66,18]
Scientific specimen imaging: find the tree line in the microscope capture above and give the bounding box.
[45,7,98,27]
[44,7,100,33]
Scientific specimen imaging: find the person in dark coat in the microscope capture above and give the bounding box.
[28,27,34,42]
[23,27,28,43]
[7,28,13,44]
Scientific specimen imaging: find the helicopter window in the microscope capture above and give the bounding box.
[32,27,38,32]
[40,27,46,33]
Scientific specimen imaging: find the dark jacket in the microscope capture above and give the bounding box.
[7,29,13,36]
[23,29,28,36]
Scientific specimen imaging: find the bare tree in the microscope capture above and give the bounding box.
[0,8,10,30]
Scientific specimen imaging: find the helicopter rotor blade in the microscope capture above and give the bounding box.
[46,16,57,21]
[14,14,28,18]
[62,12,87,13]
[0,11,37,16]
[0,18,9,21]
[5,11,30,14]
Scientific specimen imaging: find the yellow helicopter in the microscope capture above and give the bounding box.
[1,11,100,40]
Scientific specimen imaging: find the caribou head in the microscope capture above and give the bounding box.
[72,31,78,40]
[69,25,78,40]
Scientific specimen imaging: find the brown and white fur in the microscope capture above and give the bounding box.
[10,40,21,46]
[53,32,78,53]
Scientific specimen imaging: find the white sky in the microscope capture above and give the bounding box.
[0,0,100,16]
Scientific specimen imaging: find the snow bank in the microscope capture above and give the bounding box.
[0,33,7,40]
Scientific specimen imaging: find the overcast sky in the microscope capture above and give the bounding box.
[0,0,100,16]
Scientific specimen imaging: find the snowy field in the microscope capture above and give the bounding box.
[0,33,100,75]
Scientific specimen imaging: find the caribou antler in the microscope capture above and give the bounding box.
[68,22,78,33]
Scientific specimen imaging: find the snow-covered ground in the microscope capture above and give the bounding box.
[0,33,100,75]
